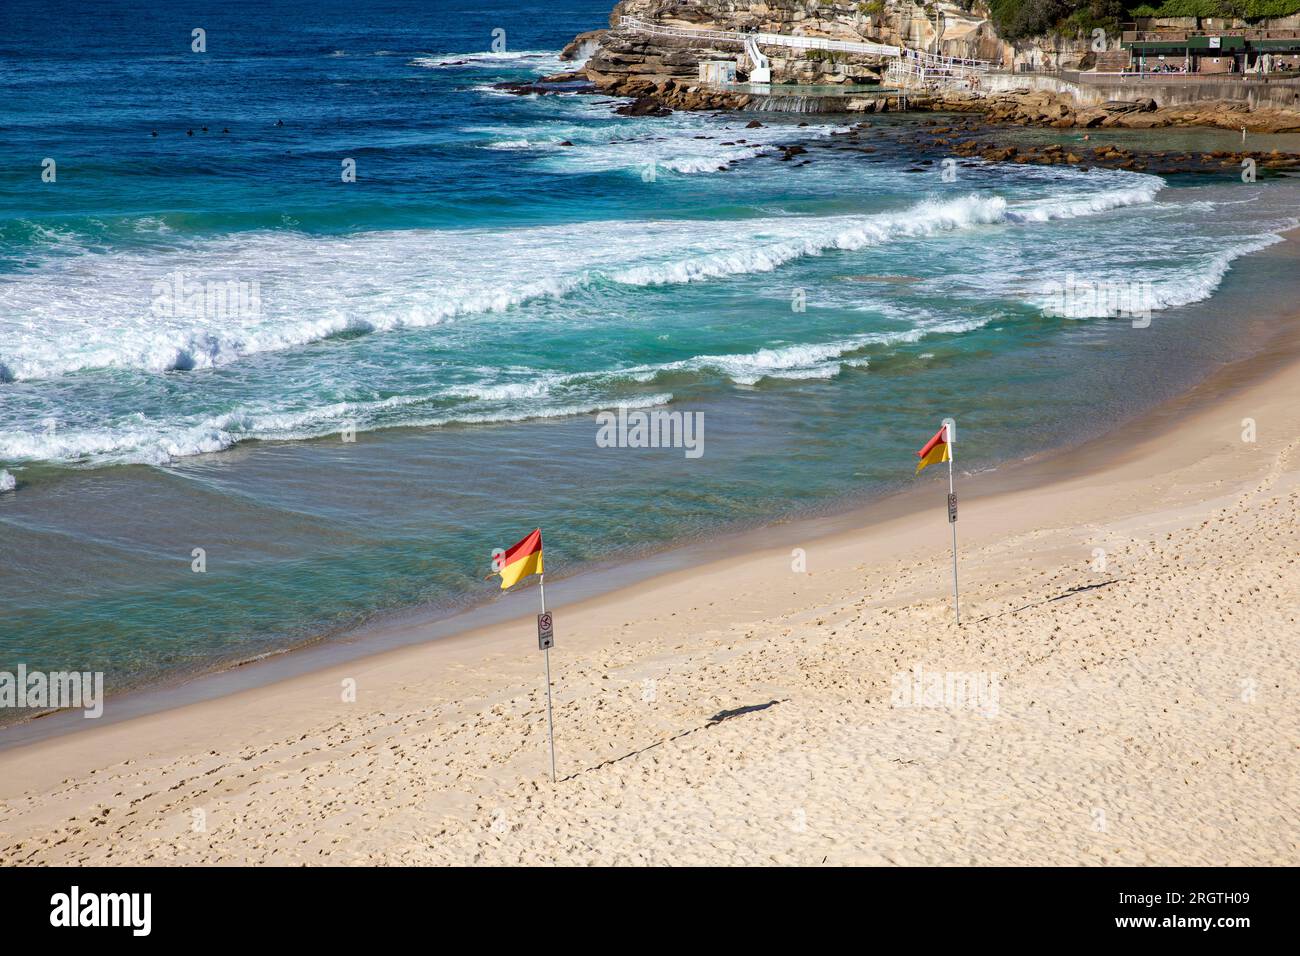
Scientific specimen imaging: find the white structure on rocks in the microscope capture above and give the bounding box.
[698,59,737,84]
[744,36,772,82]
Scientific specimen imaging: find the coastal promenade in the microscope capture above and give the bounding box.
[618,14,993,88]
[618,14,902,59]
[615,15,1300,114]
[980,68,1300,112]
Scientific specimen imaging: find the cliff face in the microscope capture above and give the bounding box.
[577,0,1097,99]
[570,1,1300,129]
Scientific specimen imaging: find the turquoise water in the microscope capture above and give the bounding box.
[2,0,1299,707]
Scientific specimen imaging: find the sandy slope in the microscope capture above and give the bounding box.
[1,309,1297,866]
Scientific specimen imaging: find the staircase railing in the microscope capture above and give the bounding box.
[884,48,995,89]
[618,15,995,88]
[618,15,902,58]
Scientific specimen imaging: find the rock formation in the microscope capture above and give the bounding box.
[911,88,1300,133]
[561,1,1300,131]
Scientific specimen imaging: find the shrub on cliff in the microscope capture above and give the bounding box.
[987,0,1125,40]
[1145,0,1300,15]
[1148,0,1228,14]
[987,0,1068,40]
[985,0,1300,41]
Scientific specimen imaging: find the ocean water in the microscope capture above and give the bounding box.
[2,0,1299,707]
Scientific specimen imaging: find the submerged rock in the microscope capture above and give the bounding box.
[494,79,595,96]
[615,95,673,117]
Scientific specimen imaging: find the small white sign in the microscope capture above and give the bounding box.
[537,612,554,650]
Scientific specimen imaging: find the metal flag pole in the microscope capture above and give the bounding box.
[538,575,557,784]
[944,417,960,625]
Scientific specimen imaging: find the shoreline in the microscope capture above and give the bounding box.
[0,235,1296,861]
[2,0,1297,871]
[0,231,1294,858]
[3,229,1297,752]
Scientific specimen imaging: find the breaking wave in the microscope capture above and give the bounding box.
[0,183,1164,383]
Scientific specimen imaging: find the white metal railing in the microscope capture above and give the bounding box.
[618,15,995,89]
[884,48,995,90]
[896,47,995,72]
[619,15,902,58]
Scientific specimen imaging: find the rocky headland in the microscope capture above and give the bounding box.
[905,88,1300,134]
[546,0,1300,133]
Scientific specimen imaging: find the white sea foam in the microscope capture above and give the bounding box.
[610,194,1014,287]
[0,314,1000,465]
[411,50,557,65]
[0,391,677,467]
[410,49,565,74]
[1007,177,1164,223]
[0,185,1165,383]
[444,378,558,402]
[0,469,15,492]
[1152,231,1286,310]
[534,116,850,176]
[467,89,849,175]
[1030,230,1289,318]
[588,316,993,386]
[8,221,93,257]
[429,316,990,407]
[563,38,600,68]
[482,137,544,149]
[468,83,538,98]
[0,311,1006,466]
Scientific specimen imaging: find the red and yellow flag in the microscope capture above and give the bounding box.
[915,424,950,474]
[493,528,543,589]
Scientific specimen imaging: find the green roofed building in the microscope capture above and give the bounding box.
[1119,21,1300,75]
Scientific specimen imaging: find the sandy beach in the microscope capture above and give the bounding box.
[3,231,1298,865]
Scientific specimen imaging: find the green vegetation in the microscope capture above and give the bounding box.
[986,0,1300,41]
[1144,0,1219,13]
[1148,0,1300,15]
[986,0,1120,41]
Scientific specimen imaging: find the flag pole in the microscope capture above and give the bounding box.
[539,574,557,784]
[944,418,960,625]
